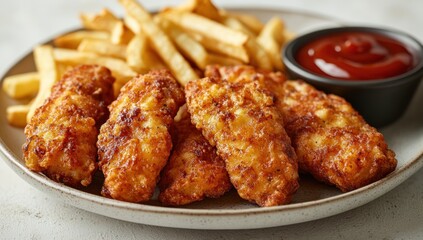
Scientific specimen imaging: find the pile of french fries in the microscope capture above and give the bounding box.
[3,0,293,127]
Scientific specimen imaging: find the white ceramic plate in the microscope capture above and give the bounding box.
[1,7,423,230]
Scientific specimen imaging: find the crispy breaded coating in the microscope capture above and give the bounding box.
[206,65,397,192]
[23,65,115,187]
[158,113,232,206]
[185,76,299,207]
[97,70,185,202]
[280,80,397,191]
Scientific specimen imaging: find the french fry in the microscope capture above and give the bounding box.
[190,33,249,63]
[228,12,264,35]
[259,17,285,44]
[126,34,165,73]
[257,17,286,70]
[53,30,110,49]
[156,16,208,69]
[223,17,272,69]
[2,72,39,99]
[110,21,134,45]
[80,8,120,31]
[119,0,198,86]
[164,12,249,47]
[77,39,127,59]
[222,17,256,37]
[7,104,32,128]
[27,45,59,122]
[206,53,243,66]
[171,0,222,21]
[123,15,142,34]
[53,48,136,84]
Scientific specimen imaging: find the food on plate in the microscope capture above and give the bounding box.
[185,76,299,207]
[256,17,286,70]
[159,110,232,206]
[2,72,39,99]
[7,104,32,128]
[280,80,398,191]
[163,12,249,47]
[53,30,110,49]
[97,70,185,202]
[4,0,291,127]
[23,65,115,187]
[119,0,199,86]
[206,65,397,191]
[155,16,209,70]
[53,48,137,84]
[26,45,59,122]
[77,39,127,60]
[2,0,398,207]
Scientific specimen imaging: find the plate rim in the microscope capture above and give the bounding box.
[1,5,423,227]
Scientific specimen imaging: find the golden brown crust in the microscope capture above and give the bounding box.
[207,65,397,192]
[97,70,185,202]
[158,115,232,206]
[23,65,115,187]
[280,80,397,191]
[185,75,299,207]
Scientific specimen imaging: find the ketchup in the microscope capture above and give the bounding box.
[295,31,416,80]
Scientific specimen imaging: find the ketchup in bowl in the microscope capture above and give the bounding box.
[283,26,423,127]
[295,31,417,80]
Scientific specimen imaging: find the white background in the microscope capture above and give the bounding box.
[1,0,423,239]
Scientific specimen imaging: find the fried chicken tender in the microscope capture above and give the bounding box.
[279,80,397,191]
[158,112,232,206]
[185,76,299,207]
[206,65,397,192]
[23,65,115,187]
[97,70,185,202]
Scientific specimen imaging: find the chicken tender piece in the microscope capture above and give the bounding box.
[23,65,115,187]
[280,80,397,191]
[185,77,299,207]
[97,70,185,202]
[206,65,397,192]
[159,113,232,206]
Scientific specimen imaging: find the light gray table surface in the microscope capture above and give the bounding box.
[1,0,422,239]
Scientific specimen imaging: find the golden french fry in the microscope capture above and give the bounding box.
[164,12,249,47]
[257,17,286,70]
[53,30,110,49]
[190,33,249,63]
[222,17,256,37]
[126,34,149,73]
[7,104,31,128]
[119,0,198,86]
[123,15,142,34]
[27,45,59,122]
[228,12,264,35]
[126,34,165,73]
[110,21,134,45]
[2,72,39,99]
[172,0,222,21]
[223,17,272,69]
[53,48,136,84]
[80,8,120,31]
[259,17,285,44]
[205,53,243,66]
[77,39,127,59]
[156,16,208,69]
